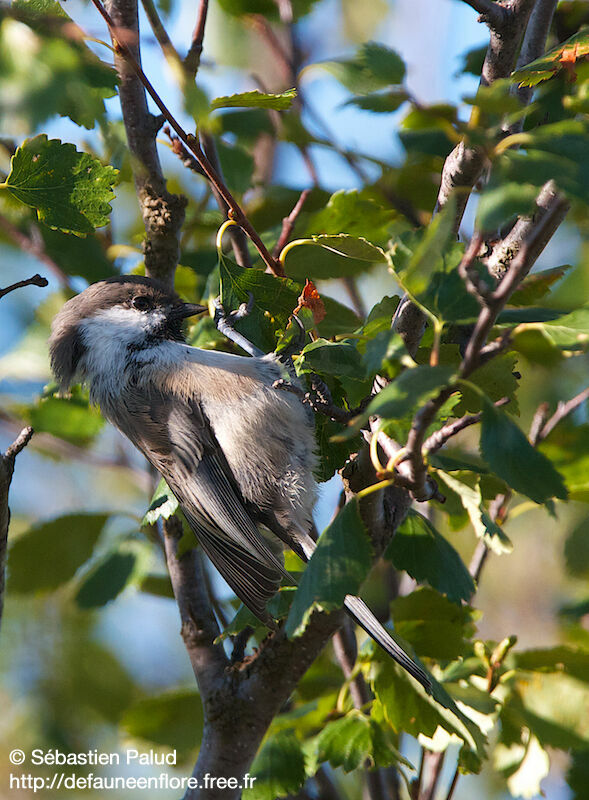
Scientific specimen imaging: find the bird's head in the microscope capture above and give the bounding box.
[49,276,206,391]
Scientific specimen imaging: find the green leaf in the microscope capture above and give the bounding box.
[436,471,512,554]
[510,645,589,683]
[494,734,549,799]
[564,518,589,578]
[542,306,589,350]
[120,690,203,758]
[285,499,372,638]
[313,709,410,772]
[389,201,456,299]
[345,89,408,113]
[317,42,405,94]
[0,5,117,130]
[480,400,568,504]
[305,189,395,242]
[216,0,277,17]
[503,673,589,750]
[211,88,296,110]
[362,328,406,377]
[219,257,359,353]
[25,393,104,446]
[281,234,386,281]
[1,135,118,234]
[476,183,538,231]
[139,573,174,599]
[143,478,178,525]
[388,586,478,660]
[568,749,589,800]
[510,266,571,306]
[215,138,254,194]
[511,28,589,87]
[243,732,306,800]
[453,354,520,416]
[372,651,486,766]
[297,339,366,380]
[366,365,455,423]
[386,511,475,604]
[41,228,115,282]
[8,513,108,592]
[314,415,362,483]
[75,550,137,609]
[540,424,589,501]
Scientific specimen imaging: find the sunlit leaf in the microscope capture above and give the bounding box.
[1,135,118,234]
[211,88,296,111]
[285,499,372,638]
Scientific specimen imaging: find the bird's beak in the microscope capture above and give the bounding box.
[170,302,208,320]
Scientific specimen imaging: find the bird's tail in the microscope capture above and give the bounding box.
[295,527,432,693]
[343,594,432,694]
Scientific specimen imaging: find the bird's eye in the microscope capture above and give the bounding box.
[132,295,151,311]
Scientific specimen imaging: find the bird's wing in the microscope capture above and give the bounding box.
[116,385,287,622]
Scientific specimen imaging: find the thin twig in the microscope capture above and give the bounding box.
[273,189,311,258]
[445,766,460,800]
[91,0,284,277]
[185,0,209,78]
[537,387,589,443]
[423,397,509,456]
[140,0,182,67]
[0,274,48,298]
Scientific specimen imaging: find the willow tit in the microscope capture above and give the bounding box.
[49,276,430,691]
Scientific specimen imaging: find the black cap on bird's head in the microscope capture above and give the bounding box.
[49,275,206,391]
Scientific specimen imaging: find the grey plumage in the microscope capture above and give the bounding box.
[49,276,431,691]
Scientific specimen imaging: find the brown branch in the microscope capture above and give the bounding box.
[162,516,229,697]
[93,0,284,277]
[0,273,48,298]
[140,0,251,269]
[0,426,34,632]
[139,0,182,67]
[185,0,209,79]
[515,0,559,109]
[273,189,311,258]
[398,186,567,502]
[420,750,446,800]
[485,181,570,280]
[103,0,185,289]
[423,397,510,456]
[536,387,589,443]
[459,0,510,28]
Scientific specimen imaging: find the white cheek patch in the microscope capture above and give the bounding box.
[78,305,167,383]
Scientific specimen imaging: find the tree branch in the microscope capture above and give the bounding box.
[93,0,284,277]
[515,0,559,108]
[485,180,569,280]
[162,516,229,698]
[273,189,311,258]
[459,0,510,28]
[185,0,209,79]
[0,273,48,298]
[104,0,185,288]
[536,387,589,443]
[0,426,34,632]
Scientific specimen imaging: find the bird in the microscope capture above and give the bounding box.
[49,275,431,692]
